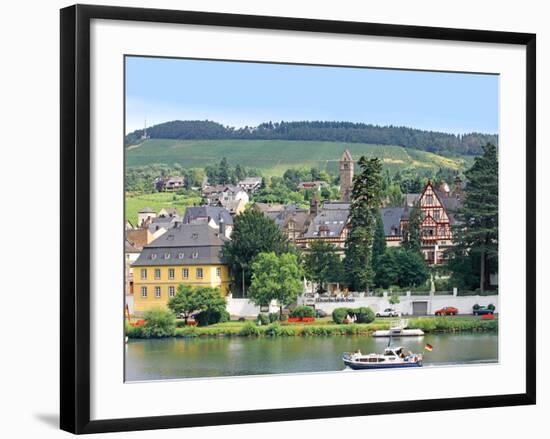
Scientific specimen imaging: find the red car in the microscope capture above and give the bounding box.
[434,306,458,316]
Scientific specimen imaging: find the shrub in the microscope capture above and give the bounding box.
[332,307,353,324]
[473,304,480,310]
[125,323,144,338]
[257,313,270,325]
[264,322,279,336]
[408,317,498,333]
[332,307,374,324]
[174,327,198,338]
[487,303,496,311]
[239,321,262,336]
[141,307,176,338]
[268,312,280,323]
[290,305,315,319]
[389,294,400,305]
[195,309,230,326]
[354,307,375,324]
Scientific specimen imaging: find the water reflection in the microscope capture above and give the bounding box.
[125,333,498,381]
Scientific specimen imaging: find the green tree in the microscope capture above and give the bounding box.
[235,164,245,182]
[394,249,429,287]
[387,183,405,207]
[403,201,422,252]
[218,157,231,184]
[167,284,226,325]
[248,252,304,317]
[344,157,383,291]
[372,209,387,269]
[141,307,176,338]
[450,143,498,292]
[303,240,343,293]
[374,248,428,289]
[374,248,399,288]
[222,209,290,296]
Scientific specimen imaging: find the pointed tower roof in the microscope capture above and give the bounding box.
[340,149,353,161]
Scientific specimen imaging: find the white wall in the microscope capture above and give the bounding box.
[1,1,547,438]
[302,294,499,315]
[226,297,280,317]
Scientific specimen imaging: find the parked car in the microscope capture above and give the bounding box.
[315,308,328,318]
[434,306,458,316]
[473,304,495,316]
[375,308,400,318]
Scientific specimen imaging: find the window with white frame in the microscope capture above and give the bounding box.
[141,286,147,298]
[182,268,189,278]
[154,268,161,279]
[140,268,147,280]
[155,286,161,298]
[196,268,203,279]
[168,268,175,280]
[168,286,175,297]
[216,267,221,277]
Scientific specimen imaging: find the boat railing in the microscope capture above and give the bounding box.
[390,319,409,330]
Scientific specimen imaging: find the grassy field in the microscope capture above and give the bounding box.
[125,191,202,225]
[126,139,473,176]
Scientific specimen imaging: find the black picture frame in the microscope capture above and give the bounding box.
[60,4,536,434]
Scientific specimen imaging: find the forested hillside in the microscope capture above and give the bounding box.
[125,120,497,156]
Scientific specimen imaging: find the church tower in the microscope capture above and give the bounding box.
[339,149,354,202]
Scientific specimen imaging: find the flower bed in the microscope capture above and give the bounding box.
[287,317,315,323]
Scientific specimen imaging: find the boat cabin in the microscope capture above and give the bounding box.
[384,347,405,357]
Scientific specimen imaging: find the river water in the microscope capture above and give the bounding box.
[125,333,497,381]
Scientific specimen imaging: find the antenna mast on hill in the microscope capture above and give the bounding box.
[141,118,149,140]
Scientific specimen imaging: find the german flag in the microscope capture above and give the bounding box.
[424,343,433,351]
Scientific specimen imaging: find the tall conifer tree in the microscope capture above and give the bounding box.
[451,143,498,292]
[344,157,383,291]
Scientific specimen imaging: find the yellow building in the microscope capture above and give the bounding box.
[131,223,230,314]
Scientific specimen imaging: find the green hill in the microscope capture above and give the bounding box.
[126,139,473,176]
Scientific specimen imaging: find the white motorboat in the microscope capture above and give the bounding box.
[343,343,423,370]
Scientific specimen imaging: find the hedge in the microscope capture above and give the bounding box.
[332,307,375,324]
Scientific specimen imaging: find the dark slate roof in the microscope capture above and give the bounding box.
[435,191,461,211]
[183,206,234,226]
[380,207,405,236]
[304,206,349,238]
[132,223,227,267]
[147,215,183,234]
[405,194,420,206]
[271,204,310,231]
[322,201,351,210]
[434,190,462,224]
[125,239,140,253]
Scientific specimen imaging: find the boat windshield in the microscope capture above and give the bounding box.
[385,347,404,357]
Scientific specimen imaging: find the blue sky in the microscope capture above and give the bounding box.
[125,56,498,135]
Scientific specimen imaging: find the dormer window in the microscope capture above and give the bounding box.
[192,251,199,259]
[164,253,171,259]
[191,233,198,240]
[151,253,157,260]
[178,252,184,259]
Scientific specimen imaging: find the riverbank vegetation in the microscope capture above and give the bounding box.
[407,316,498,332]
[126,314,498,339]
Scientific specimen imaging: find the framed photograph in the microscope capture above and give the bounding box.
[60,4,536,434]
